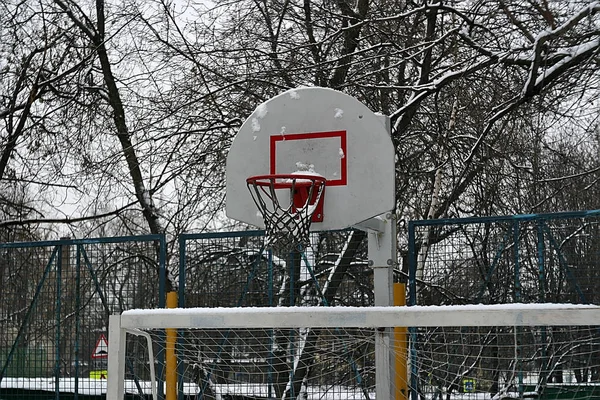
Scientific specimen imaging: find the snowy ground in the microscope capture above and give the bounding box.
[10,378,598,399]
[1,377,136,396]
[0,378,520,399]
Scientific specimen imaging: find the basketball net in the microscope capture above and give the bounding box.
[246,174,326,250]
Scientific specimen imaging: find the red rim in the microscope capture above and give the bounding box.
[247,174,326,189]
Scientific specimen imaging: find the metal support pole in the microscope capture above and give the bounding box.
[369,212,397,400]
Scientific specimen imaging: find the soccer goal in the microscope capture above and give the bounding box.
[107,304,600,400]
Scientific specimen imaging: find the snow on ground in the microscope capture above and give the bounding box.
[4,378,597,399]
[0,379,375,398]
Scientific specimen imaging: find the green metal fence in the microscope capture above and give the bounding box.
[4,209,600,400]
[178,230,373,309]
[0,235,166,400]
[407,209,600,399]
[407,209,600,306]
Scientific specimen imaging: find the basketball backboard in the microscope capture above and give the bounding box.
[226,87,395,231]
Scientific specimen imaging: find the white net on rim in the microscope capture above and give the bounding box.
[246,174,326,251]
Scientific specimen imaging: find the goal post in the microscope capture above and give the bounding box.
[107,315,159,400]
[107,304,600,400]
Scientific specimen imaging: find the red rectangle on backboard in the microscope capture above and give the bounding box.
[270,130,347,186]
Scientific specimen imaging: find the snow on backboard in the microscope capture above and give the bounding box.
[226,87,395,231]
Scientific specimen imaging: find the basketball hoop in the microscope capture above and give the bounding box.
[246,174,326,250]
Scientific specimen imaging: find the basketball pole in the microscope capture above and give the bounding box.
[368,212,397,400]
[368,112,397,400]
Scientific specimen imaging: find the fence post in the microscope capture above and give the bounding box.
[394,283,408,400]
[166,292,178,400]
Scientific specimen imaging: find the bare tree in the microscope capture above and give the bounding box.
[3,0,598,238]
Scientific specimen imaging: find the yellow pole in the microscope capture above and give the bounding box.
[394,283,408,400]
[166,292,178,400]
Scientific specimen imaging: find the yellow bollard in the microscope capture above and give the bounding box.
[394,283,408,400]
[166,292,178,400]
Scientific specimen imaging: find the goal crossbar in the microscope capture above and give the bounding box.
[117,303,600,329]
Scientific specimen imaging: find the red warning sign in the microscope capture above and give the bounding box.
[92,334,108,359]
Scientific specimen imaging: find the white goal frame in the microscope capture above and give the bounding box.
[106,303,600,400]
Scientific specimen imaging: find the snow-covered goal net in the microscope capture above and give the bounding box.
[107,304,600,400]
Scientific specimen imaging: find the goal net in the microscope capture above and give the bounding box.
[107,304,600,400]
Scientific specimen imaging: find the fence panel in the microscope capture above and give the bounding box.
[0,235,166,399]
[408,210,600,306]
[178,230,373,309]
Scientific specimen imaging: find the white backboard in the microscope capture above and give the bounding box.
[226,87,395,231]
